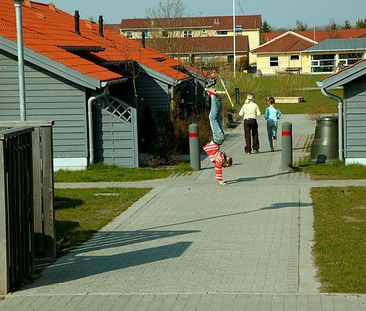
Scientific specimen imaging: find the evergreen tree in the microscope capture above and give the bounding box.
[295,20,308,31]
[342,19,352,29]
[261,20,271,33]
[327,20,338,30]
[355,18,366,28]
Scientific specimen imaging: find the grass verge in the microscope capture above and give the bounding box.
[220,72,340,115]
[312,186,366,292]
[296,157,366,179]
[55,188,151,255]
[54,162,191,183]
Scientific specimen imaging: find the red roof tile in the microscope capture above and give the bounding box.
[0,0,195,83]
[253,32,316,53]
[262,28,366,43]
[118,15,261,31]
[143,36,249,54]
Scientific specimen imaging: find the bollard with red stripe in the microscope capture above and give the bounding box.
[189,123,201,170]
[282,122,293,170]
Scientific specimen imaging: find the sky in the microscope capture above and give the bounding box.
[45,0,365,29]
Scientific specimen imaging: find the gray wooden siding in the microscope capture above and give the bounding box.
[93,107,137,167]
[344,77,366,158]
[0,50,88,159]
[136,74,170,124]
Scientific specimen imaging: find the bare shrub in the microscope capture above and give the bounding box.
[308,108,326,121]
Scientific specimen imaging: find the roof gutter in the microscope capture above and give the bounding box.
[317,82,344,161]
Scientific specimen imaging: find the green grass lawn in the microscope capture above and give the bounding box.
[221,72,340,115]
[55,188,151,255]
[297,157,366,179]
[312,186,366,293]
[54,162,192,183]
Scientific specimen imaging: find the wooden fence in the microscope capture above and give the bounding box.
[0,121,54,295]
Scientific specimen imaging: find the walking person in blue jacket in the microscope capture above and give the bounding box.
[264,97,282,151]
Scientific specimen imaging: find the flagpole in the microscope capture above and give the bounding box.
[233,0,236,78]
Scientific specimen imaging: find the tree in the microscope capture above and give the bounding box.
[261,20,271,33]
[327,20,338,30]
[355,18,366,28]
[342,19,352,29]
[146,0,184,19]
[295,20,308,31]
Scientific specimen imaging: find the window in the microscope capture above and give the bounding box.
[311,54,336,73]
[217,30,228,35]
[125,31,133,38]
[338,53,363,66]
[161,30,168,37]
[270,56,279,67]
[183,30,192,37]
[143,30,149,38]
[290,55,299,61]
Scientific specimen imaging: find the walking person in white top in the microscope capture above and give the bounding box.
[239,93,261,154]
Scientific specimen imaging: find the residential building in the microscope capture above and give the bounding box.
[107,15,261,66]
[303,38,366,74]
[143,36,249,70]
[253,29,366,74]
[318,59,366,165]
[0,0,205,169]
[251,31,316,74]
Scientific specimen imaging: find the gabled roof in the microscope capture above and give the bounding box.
[263,28,366,43]
[317,59,366,89]
[117,15,261,31]
[144,36,249,54]
[251,31,317,54]
[0,0,199,88]
[304,38,366,52]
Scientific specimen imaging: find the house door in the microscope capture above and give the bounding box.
[93,95,139,167]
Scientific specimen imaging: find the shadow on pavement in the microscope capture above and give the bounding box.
[141,201,312,231]
[226,170,296,183]
[24,230,197,288]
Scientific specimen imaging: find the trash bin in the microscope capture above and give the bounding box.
[311,116,338,163]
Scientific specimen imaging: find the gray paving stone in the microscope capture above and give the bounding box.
[2,115,366,310]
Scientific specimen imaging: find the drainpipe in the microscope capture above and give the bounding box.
[14,0,26,121]
[320,88,344,161]
[87,87,109,165]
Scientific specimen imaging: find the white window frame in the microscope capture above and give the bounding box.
[338,52,364,67]
[183,29,193,38]
[290,55,299,61]
[310,54,336,73]
[270,56,279,67]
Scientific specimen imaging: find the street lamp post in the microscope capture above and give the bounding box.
[233,0,236,78]
[14,0,26,121]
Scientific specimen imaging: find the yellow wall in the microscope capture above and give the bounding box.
[256,53,303,74]
[301,53,311,73]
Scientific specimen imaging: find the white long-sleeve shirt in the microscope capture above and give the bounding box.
[239,102,261,119]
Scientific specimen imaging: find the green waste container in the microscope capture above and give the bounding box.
[311,116,338,163]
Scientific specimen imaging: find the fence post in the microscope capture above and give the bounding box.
[235,88,240,105]
[40,125,55,258]
[282,122,293,170]
[0,136,8,295]
[189,123,201,170]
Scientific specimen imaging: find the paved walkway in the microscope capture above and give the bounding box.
[2,115,366,310]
